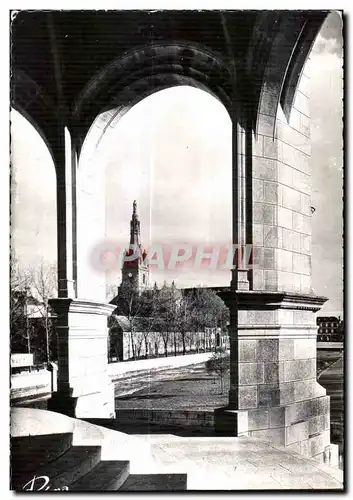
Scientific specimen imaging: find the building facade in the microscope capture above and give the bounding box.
[317,316,343,342]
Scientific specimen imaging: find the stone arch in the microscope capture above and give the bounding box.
[72,43,234,301]
[11,69,58,165]
[75,83,232,301]
[255,13,328,137]
[81,73,231,156]
[11,70,77,301]
[10,108,58,290]
[71,42,234,155]
[279,18,329,121]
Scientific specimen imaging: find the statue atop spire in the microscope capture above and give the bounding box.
[130,200,140,246]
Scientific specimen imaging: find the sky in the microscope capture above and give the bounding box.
[309,12,343,315]
[10,12,343,315]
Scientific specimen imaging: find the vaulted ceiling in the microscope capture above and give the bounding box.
[11,10,328,159]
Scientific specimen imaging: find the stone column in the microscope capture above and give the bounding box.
[48,298,116,418]
[55,127,76,298]
[231,111,250,291]
[216,60,339,466]
[220,108,251,424]
[49,126,116,418]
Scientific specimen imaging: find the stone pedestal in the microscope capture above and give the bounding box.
[215,290,336,463]
[47,298,116,419]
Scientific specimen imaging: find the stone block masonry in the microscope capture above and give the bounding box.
[47,298,116,419]
[215,56,341,466]
[111,409,215,433]
[216,290,337,465]
[251,64,314,295]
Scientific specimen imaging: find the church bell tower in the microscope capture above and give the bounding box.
[119,200,150,295]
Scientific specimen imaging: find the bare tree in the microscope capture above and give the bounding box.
[188,288,229,352]
[174,295,192,355]
[137,286,160,359]
[28,261,57,364]
[137,283,182,358]
[134,332,144,359]
[10,255,57,363]
[155,284,181,357]
[205,348,230,394]
[10,254,32,355]
[112,281,149,360]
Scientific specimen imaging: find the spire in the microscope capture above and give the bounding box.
[129,200,141,247]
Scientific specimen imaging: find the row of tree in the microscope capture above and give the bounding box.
[109,282,230,360]
[10,255,231,365]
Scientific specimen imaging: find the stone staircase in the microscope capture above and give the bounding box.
[12,442,187,492]
[10,408,187,491]
[10,407,343,491]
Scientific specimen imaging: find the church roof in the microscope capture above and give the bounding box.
[112,315,131,332]
[111,315,150,332]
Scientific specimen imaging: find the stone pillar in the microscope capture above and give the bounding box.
[218,108,251,427]
[49,126,116,419]
[216,58,339,466]
[48,298,116,418]
[76,129,107,302]
[217,290,338,463]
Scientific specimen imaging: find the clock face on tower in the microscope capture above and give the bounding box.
[128,273,133,278]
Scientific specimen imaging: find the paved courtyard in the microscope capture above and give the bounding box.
[133,434,343,490]
[115,363,228,410]
[114,350,343,411]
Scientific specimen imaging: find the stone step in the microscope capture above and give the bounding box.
[11,432,73,475]
[12,446,102,491]
[70,460,130,491]
[120,473,188,491]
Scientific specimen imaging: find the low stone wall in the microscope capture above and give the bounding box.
[10,353,214,400]
[108,352,214,381]
[11,370,51,389]
[11,370,51,400]
[11,385,51,401]
[88,409,215,433]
